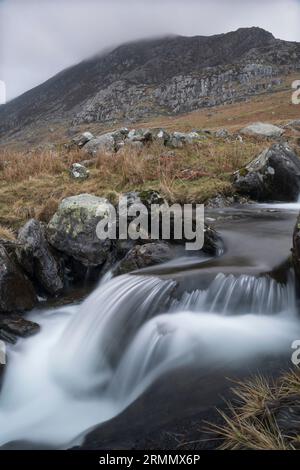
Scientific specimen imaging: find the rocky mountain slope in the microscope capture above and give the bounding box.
[1,27,300,140]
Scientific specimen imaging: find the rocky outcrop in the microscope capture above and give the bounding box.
[16,219,64,296]
[75,128,205,155]
[233,144,300,201]
[0,245,36,314]
[240,122,284,138]
[47,194,112,267]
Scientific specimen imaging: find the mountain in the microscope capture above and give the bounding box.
[1,27,300,141]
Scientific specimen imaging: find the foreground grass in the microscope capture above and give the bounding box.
[208,369,300,450]
[0,137,265,230]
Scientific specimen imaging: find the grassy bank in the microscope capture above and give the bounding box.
[0,137,265,231]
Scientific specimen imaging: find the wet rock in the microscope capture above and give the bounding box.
[0,245,36,314]
[240,122,284,138]
[47,194,112,267]
[0,314,40,338]
[70,163,90,180]
[293,215,300,283]
[233,143,300,201]
[16,219,64,296]
[113,242,173,275]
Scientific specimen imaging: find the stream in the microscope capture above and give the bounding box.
[1,202,300,449]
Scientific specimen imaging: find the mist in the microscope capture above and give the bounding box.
[0,0,299,100]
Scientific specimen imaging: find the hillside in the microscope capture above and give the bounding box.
[1,27,300,144]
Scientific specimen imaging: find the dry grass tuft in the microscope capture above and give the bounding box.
[0,224,16,241]
[207,369,300,450]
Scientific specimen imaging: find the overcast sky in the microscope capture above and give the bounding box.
[0,0,299,101]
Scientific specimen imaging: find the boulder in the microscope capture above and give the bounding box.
[0,245,36,314]
[233,143,300,201]
[47,194,112,267]
[113,242,173,276]
[166,131,201,148]
[127,128,153,143]
[72,131,94,148]
[16,219,64,296]
[240,122,284,138]
[84,132,116,155]
[70,163,90,180]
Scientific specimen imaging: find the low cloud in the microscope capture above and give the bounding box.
[1,0,299,100]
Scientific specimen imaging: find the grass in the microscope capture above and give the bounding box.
[207,369,300,450]
[0,224,16,241]
[0,137,266,229]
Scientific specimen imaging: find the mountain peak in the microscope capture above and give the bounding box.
[0,27,298,143]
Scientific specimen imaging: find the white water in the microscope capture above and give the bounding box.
[0,271,299,449]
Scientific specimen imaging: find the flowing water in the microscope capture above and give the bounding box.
[0,204,300,449]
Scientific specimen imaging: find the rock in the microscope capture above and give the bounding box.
[233,143,300,201]
[16,219,64,296]
[127,128,153,143]
[113,242,174,276]
[215,128,230,138]
[47,194,112,267]
[293,215,300,283]
[0,245,36,314]
[70,163,90,180]
[285,120,300,132]
[72,131,94,148]
[240,122,284,138]
[84,132,116,155]
[153,129,170,144]
[0,314,40,338]
[166,131,201,148]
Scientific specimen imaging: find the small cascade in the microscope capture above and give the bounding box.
[172,272,296,315]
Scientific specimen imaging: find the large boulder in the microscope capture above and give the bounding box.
[0,245,36,314]
[47,194,112,267]
[240,122,284,138]
[16,219,64,296]
[233,143,300,201]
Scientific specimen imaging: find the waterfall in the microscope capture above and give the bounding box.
[0,272,299,449]
[171,272,296,315]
